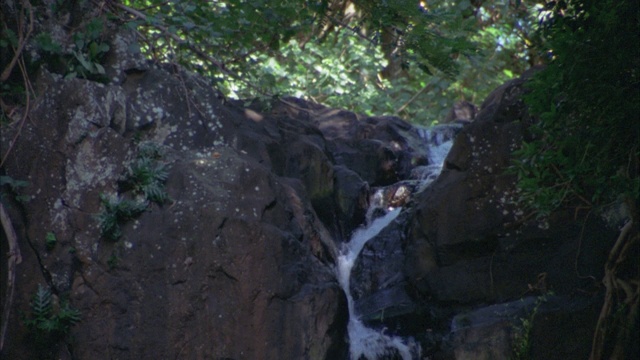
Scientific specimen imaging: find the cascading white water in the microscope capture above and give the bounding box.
[336,207,420,360]
[336,123,460,359]
[412,124,462,191]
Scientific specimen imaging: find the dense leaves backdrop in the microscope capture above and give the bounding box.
[112,0,541,124]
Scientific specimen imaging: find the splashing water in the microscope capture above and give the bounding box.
[336,208,421,360]
[335,123,462,359]
[412,123,463,191]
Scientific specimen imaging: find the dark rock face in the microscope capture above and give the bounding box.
[0,34,350,359]
[450,295,600,360]
[401,71,615,357]
[273,100,433,188]
[405,71,613,302]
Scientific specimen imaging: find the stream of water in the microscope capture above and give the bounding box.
[336,207,420,360]
[335,123,460,359]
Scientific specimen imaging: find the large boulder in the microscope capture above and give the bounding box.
[405,69,614,302]
[269,98,437,240]
[1,57,347,360]
[273,99,433,187]
[402,70,616,357]
[450,295,600,360]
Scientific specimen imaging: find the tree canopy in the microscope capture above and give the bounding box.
[1,0,544,125]
[113,0,540,123]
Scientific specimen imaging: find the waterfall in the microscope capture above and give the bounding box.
[336,208,420,360]
[335,123,461,359]
[412,123,463,191]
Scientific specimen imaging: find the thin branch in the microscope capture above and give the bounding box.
[574,209,597,281]
[550,163,593,207]
[324,14,375,44]
[607,219,634,267]
[395,82,433,115]
[0,0,33,82]
[112,3,231,78]
[1,56,32,168]
[0,202,22,352]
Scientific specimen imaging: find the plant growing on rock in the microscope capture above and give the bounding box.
[511,294,549,360]
[98,142,170,241]
[122,157,170,204]
[97,193,147,241]
[33,18,110,81]
[45,232,57,251]
[120,142,170,205]
[23,284,81,356]
[0,175,29,203]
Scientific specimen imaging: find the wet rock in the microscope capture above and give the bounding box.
[333,165,369,240]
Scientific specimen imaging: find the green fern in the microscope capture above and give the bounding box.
[126,157,170,204]
[56,301,82,333]
[120,143,170,205]
[29,284,53,323]
[25,284,81,345]
[98,194,147,241]
[98,142,169,241]
[137,141,164,160]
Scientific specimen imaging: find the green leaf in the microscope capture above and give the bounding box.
[73,51,93,71]
[95,63,105,74]
[34,33,63,54]
[45,232,57,250]
[1,28,18,47]
[30,284,52,320]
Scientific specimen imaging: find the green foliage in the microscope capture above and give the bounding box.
[3,0,542,124]
[24,284,81,353]
[98,193,147,241]
[120,0,534,124]
[107,251,120,269]
[123,157,170,204]
[97,142,169,240]
[69,19,111,78]
[33,33,63,55]
[0,28,18,49]
[33,18,110,81]
[513,0,640,219]
[350,0,475,76]
[247,30,390,114]
[3,0,539,123]
[120,142,170,204]
[0,175,30,203]
[45,232,57,251]
[511,293,549,360]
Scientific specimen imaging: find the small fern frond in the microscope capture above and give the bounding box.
[30,284,53,320]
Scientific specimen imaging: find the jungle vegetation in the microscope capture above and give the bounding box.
[1,1,638,359]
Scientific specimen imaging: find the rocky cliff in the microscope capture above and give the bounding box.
[1,29,618,360]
